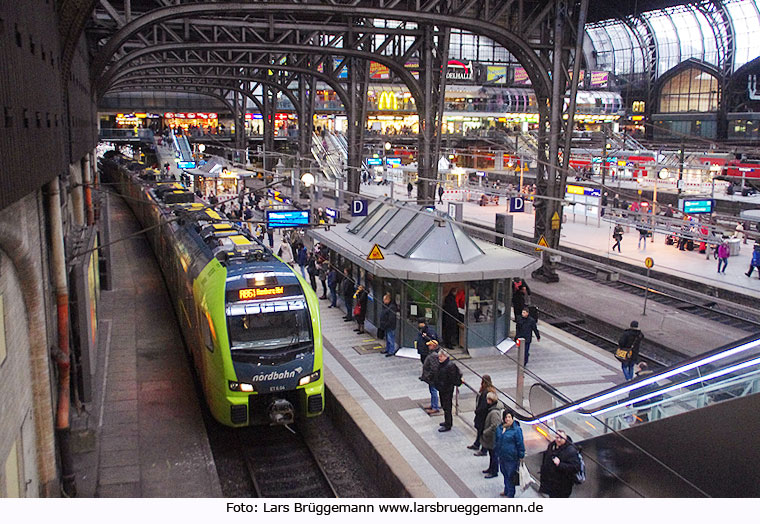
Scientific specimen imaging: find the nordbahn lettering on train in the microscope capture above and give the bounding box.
[101,154,324,427]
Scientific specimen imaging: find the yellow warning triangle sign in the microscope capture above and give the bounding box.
[536,235,549,251]
[367,244,385,261]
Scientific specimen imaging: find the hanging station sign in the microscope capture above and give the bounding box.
[445,60,474,81]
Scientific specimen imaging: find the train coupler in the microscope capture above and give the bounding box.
[268,398,295,425]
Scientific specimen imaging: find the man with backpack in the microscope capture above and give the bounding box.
[539,430,582,498]
[434,350,464,432]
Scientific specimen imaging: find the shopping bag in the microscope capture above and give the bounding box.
[518,461,532,491]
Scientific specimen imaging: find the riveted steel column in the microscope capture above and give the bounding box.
[262,86,276,174]
[533,0,567,283]
[416,24,449,206]
[346,28,370,197]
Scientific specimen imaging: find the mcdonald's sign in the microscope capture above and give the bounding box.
[378,91,398,111]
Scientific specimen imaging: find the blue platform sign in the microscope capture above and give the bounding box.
[177,160,196,169]
[386,157,401,167]
[352,199,369,216]
[266,210,310,228]
[509,196,525,212]
[366,158,382,166]
[325,207,340,220]
[680,199,713,214]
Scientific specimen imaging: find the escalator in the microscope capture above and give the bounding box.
[171,131,195,168]
[516,334,760,496]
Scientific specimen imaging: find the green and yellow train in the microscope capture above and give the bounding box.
[103,155,324,426]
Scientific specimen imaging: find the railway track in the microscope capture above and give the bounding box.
[540,310,685,368]
[557,261,760,333]
[241,425,339,498]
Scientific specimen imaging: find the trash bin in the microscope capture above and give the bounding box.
[727,237,741,256]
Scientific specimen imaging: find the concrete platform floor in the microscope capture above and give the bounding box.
[319,296,624,498]
[71,192,221,497]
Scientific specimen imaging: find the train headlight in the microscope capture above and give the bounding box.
[229,381,255,392]
[298,370,321,386]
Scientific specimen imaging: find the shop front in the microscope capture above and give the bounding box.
[163,111,219,133]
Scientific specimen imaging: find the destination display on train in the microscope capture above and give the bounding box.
[227,284,301,303]
[238,286,284,300]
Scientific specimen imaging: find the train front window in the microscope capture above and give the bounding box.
[226,299,312,351]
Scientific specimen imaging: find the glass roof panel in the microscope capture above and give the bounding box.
[586,25,616,72]
[671,8,704,63]
[647,13,680,76]
[693,9,718,66]
[727,0,760,69]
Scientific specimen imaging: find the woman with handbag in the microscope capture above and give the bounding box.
[468,375,496,455]
[494,407,525,497]
[353,285,368,334]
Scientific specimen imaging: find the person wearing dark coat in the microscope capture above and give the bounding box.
[618,320,644,380]
[438,185,445,204]
[434,351,463,432]
[353,285,368,334]
[327,267,339,307]
[417,321,441,414]
[442,288,460,349]
[512,283,530,322]
[297,245,308,278]
[340,268,355,321]
[515,308,540,365]
[317,259,328,299]
[306,253,318,290]
[378,293,398,356]
[539,430,581,498]
[468,375,495,453]
[415,319,440,365]
[419,341,441,414]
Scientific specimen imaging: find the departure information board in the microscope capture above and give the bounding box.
[266,209,310,228]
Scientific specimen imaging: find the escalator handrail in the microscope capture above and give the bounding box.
[513,333,760,425]
[597,365,760,415]
[588,353,760,417]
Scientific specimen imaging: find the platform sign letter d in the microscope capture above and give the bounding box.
[352,199,368,216]
[510,197,524,213]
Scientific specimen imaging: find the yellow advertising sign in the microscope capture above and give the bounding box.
[378,91,398,111]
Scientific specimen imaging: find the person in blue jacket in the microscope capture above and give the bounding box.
[296,244,308,278]
[746,242,760,277]
[494,407,525,498]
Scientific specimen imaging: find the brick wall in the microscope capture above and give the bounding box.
[0,192,54,497]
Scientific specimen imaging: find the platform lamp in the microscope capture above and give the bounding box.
[301,172,315,224]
